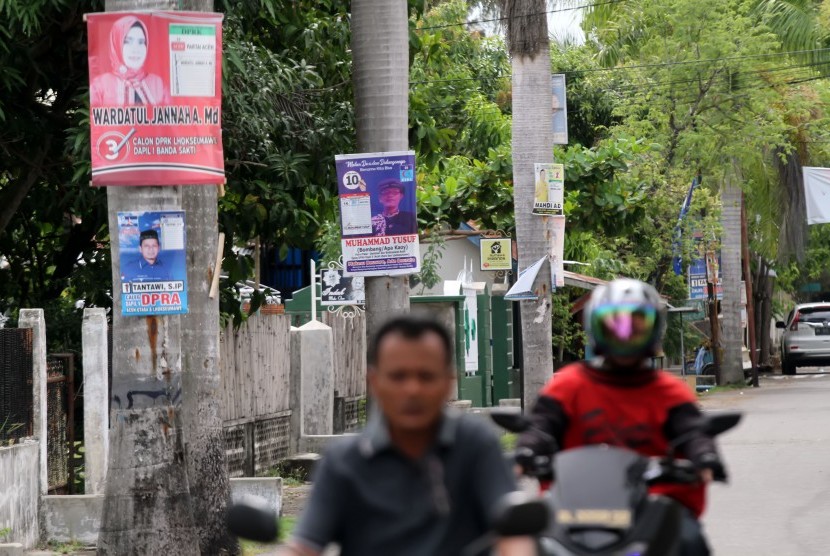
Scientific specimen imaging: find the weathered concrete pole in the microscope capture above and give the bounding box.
[97,0,229,553]
[82,308,109,495]
[18,309,47,496]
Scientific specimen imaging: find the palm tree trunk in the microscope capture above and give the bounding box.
[720,166,745,385]
[351,0,411,340]
[504,0,556,407]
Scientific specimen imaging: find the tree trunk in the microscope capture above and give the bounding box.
[100,2,230,554]
[181,186,234,553]
[505,0,556,408]
[720,168,745,385]
[99,185,200,555]
[351,0,411,340]
[775,147,808,263]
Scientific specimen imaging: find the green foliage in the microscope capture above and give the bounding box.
[0,527,10,542]
[551,292,586,361]
[412,235,446,294]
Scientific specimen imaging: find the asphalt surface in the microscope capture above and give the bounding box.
[702,370,830,555]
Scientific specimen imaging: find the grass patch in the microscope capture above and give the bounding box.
[698,384,746,396]
[49,540,86,554]
[263,464,307,486]
[500,432,517,452]
[238,516,297,555]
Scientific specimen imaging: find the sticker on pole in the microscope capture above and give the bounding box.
[480,238,512,271]
[86,11,225,185]
[335,151,420,276]
[118,210,187,316]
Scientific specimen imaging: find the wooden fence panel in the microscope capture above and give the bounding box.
[220,313,291,422]
[323,311,367,399]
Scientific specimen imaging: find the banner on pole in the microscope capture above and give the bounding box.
[533,163,565,216]
[86,11,225,186]
[118,210,187,316]
[688,255,722,300]
[505,257,547,301]
[551,74,569,145]
[802,167,830,224]
[335,151,420,276]
[550,216,566,288]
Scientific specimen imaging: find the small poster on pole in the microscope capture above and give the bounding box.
[335,151,420,276]
[118,210,187,316]
[320,268,365,306]
[480,238,512,271]
[533,163,565,216]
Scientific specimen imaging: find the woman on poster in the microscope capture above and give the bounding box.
[90,15,169,106]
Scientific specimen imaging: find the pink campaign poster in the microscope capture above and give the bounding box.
[86,11,225,186]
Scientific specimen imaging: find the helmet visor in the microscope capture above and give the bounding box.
[592,303,658,357]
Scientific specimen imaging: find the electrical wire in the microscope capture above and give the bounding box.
[416,0,630,32]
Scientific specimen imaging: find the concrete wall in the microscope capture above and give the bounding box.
[40,479,283,545]
[418,239,500,295]
[0,441,39,548]
[229,478,283,518]
[41,495,103,545]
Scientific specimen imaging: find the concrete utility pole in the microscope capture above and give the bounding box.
[351,0,411,341]
[98,1,232,554]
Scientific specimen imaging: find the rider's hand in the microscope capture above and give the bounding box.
[699,468,714,484]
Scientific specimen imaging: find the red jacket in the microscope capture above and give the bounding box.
[518,362,720,518]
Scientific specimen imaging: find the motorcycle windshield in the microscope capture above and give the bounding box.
[551,445,646,530]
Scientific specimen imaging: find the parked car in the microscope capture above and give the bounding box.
[776,303,830,375]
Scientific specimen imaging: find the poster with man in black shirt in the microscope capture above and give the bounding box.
[335,151,421,276]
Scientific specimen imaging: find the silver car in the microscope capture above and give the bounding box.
[777,303,830,375]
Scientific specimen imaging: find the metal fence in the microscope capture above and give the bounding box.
[46,353,75,494]
[223,412,292,478]
[0,328,34,443]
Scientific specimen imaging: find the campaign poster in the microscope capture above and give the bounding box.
[533,163,565,216]
[551,74,569,145]
[480,238,512,271]
[118,211,187,316]
[335,151,421,276]
[550,216,566,288]
[320,268,365,306]
[86,11,224,186]
[688,256,723,300]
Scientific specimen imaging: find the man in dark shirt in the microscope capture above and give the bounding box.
[371,178,417,236]
[284,317,533,556]
[121,229,172,282]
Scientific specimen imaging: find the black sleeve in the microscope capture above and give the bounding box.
[516,395,568,455]
[664,402,726,479]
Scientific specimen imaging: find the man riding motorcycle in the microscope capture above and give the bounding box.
[517,279,726,556]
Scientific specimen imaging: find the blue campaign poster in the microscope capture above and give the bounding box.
[335,151,421,276]
[117,210,188,316]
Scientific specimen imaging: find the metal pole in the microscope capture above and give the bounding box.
[741,194,760,387]
[311,258,317,323]
[679,313,685,376]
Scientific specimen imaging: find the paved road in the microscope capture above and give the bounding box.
[703,371,830,555]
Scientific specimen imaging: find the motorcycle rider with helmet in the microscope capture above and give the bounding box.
[517,279,726,556]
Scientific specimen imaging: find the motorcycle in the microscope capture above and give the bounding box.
[491,410,741,556]
[228,491,550,555]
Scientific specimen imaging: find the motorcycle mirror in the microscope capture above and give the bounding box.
[490,410,531,433]
[702,412,742,437]
[491,491,550,537]
[227,495,279,543]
